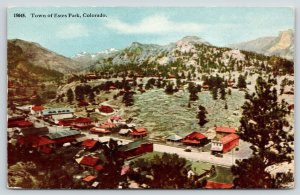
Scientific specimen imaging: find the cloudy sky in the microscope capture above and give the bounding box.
[8,7,294,57]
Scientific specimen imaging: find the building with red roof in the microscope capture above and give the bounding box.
[97,121,116,129]
[215,126,236,134]
[8,115,26,128]
[82,139,98,150]
[117,140,153,159]
[72,117,93,129]
[80,156,99,167]
[211,133,239,153]
[130,127,148,138]
[30,105,45,116]
[94,165,104,172]
[182,131,207,146]
[99,105,114,113]
[17,135,55,153]
[82,175,96,183]
[15,120,34,128]
[58,118,76,126]
[109,115,123,123]
[204,181,233,189]
[89,127,111,134]
[202,85,209,91]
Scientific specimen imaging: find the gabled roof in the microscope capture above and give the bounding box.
[204,181,233,189]
[219,133,239,144]
[215,126,236,134]
[82,175,96,182]
[80,156,99,166]
[82,139,98,149]
[47,130,80,139]
[42,108,74,115]
[74,117,92,123]
[18,136,55,147]
[32,105,45,111]
[166,134,183,141]
[21,127,49,136]
[118,140,151,152]
[89,127,111,134]
[134,128,147,133]
[185,131,206,140]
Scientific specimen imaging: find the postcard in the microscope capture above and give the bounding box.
[7,7,295,189]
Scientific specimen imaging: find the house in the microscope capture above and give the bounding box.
[21,127,49,137]
[182,131,207,146]
[82,175,96,183]
[211,133,239,153]
[7,116,33,128]
[108,115,123,124]
[130,127,148,138]
[82,139,98,150]
[17,136,55,153]
[46,130,81,144]
[14,120,34,128]
[58,118,76,126]
[215,126,236,138]
[42,108,74,119]
[89,127,111,135]
[8,115,27,128]
[97,121,116,129]
[72,117,93,129]
[79,155,99,169]
[119,129,133,136]
[30,105,45,116]
[117,140,153,159]
[166,134,183,142]
[85,74,99,80]
[99,105,114,113]
[202,85,209,91]
[204,181,233,189]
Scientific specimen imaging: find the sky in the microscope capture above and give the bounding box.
[7,7,295,57]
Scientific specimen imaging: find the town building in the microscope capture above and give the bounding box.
[166,134,183,142]
[130,127,148,138]
[211,133,239,153]
[182,131,207,146]
[117,140,153,159]
[72,117,93,129]
[30,105,45,116]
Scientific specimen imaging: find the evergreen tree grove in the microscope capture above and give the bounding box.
[232,76,294,188]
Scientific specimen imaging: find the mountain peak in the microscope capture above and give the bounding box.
[177,36,211,45]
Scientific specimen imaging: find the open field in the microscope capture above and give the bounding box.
[127,88,245,139]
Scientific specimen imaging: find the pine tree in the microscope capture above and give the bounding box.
[237,75,247,89]
[197,105,208,126]
[88,92,95,103]
[188,83,198,101]
[232,76,294,188]
[211,87,218,100]
[165,82,174,95]
[220,85,226,100]
[66,88,74,103]
[122,91,134,106]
